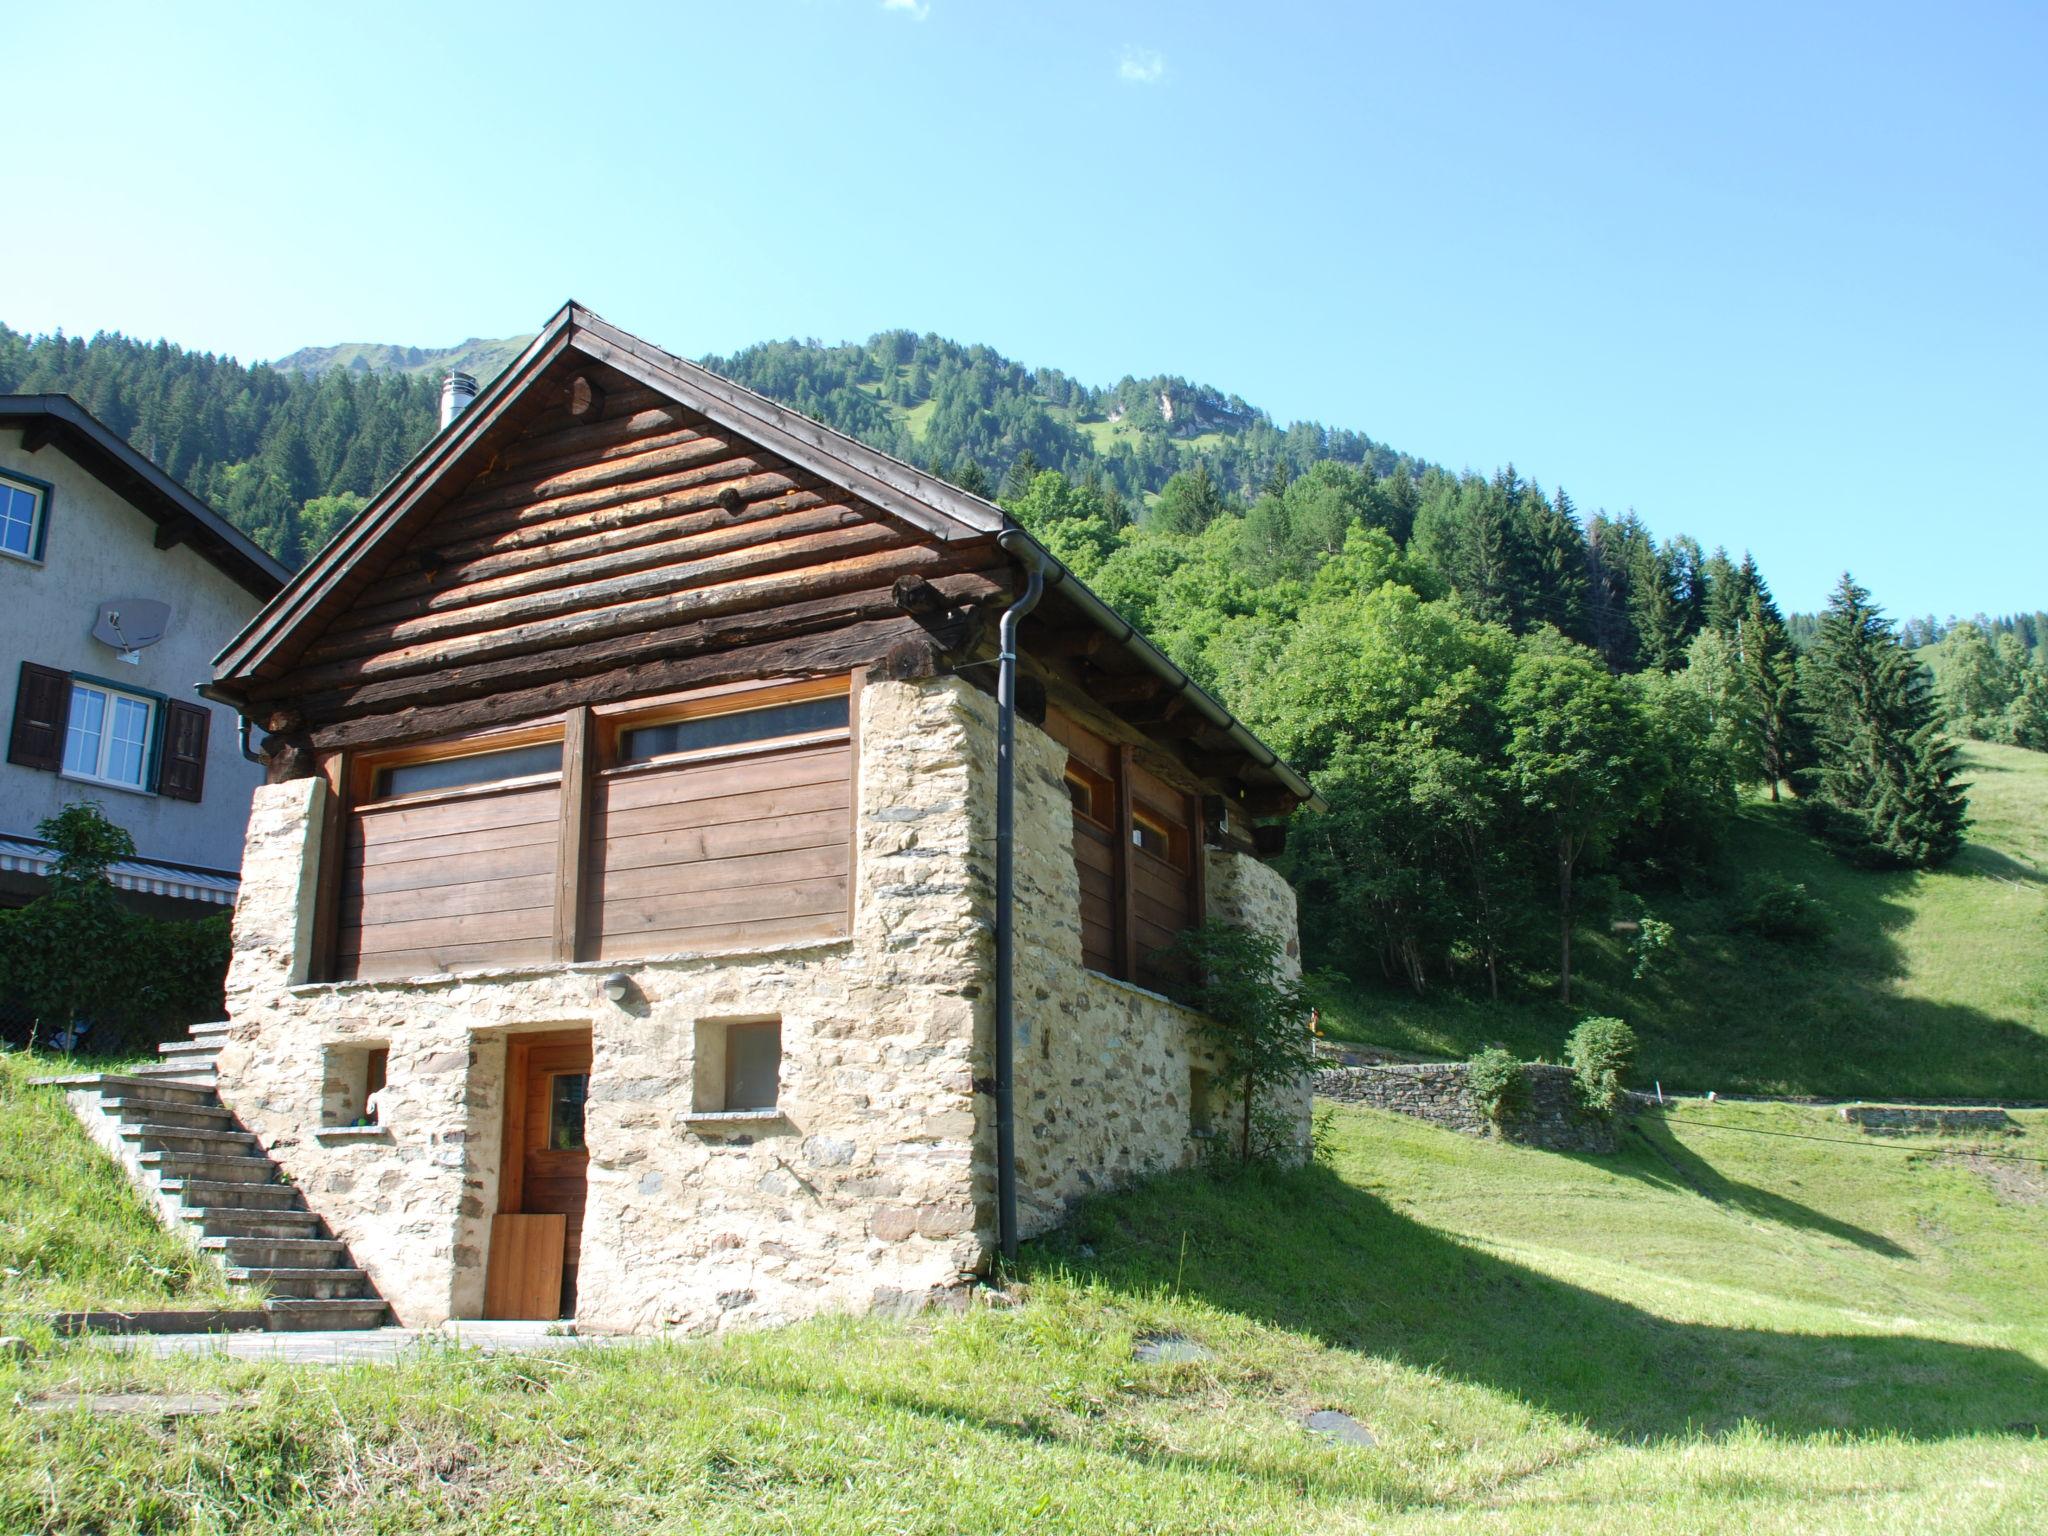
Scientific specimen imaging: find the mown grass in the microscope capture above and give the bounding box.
[0,1050,248,1316]
[4,1101,2043,1533]
[1316,742,2048,1100]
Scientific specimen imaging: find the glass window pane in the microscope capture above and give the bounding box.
[107,696,152,786]
[619,695,848,765]
[0,485,34,555]
[374,740,562,799]
[724,1022,781,1111]
[548,1073,588,1150]
[64,685,106,777]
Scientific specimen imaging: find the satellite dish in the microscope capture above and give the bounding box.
[93,599,171,663]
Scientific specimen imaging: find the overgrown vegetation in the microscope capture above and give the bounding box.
[4,1100,2041,1533]
[1160,924,1317,1166]
[1564,1017,1637,1113]
[1465,1047,1527,1122]
[0,804,230,1054]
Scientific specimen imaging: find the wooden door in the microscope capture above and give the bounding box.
[486,1030,591,1319]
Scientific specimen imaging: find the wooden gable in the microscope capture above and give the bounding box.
[238,352,1009,758]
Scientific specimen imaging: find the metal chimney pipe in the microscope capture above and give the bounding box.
[439,371,479,430]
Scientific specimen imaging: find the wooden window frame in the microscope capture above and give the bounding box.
[594,675,854,777]
[60,677,162,794]
[0,468,52,565]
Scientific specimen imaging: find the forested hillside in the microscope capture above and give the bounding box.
[6,317,2037,1053]
[0,324,437,565]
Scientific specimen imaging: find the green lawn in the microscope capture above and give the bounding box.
[1316,742,2048,1100]
[5,1101,2043,1533]
[0,1050,248,1317]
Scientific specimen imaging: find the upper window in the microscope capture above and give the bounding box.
[0,473,50,562]
[370,740,563,800]
[63,682,156,790]
[616,693,849,767]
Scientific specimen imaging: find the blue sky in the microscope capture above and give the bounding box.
[4,1,2042,618]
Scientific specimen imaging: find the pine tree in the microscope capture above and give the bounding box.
[1736,581,1799,801]
[1799,574,1969,867]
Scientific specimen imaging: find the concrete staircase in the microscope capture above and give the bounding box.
[37,1021,388,1332]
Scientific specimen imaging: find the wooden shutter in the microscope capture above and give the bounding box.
[7,662,71,771]
[160,700,211,802]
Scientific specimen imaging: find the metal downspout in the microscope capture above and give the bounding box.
[994,554,1046,1264]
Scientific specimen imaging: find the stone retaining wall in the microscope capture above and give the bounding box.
[1841,1105,2019,1136]
[1315,1062,1619,1153]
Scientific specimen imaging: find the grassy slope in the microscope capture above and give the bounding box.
[0,1052,247,1315]
[4,1101,2043,1533]
[1317,743,2048,1100]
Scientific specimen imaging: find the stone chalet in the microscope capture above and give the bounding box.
[200,304,1320,1333]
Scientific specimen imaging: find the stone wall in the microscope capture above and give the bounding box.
[217,674,1310,1332]
[1841,1105,2019,1136]
[1315,1062,1620,1154]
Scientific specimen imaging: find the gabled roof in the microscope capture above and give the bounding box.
[0,395,288,600]
[211,303,1319,809]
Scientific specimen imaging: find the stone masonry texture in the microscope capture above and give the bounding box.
[216,676,1308,1333]
[1315,1062,1620,1154]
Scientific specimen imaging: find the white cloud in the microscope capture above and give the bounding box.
[882,0,931,18]
[1118,47,1166,84]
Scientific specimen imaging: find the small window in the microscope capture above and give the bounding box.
[548,1072,589,1150]
[63,682,156,790]
[371,740,562,799]
[1065,762,1113,825]
[1189,1067,1215,1137]
[0,473,47,561]
[1132,803,1186,869]
[322,1043,391,1127]
[692,1017,783,1116]
[618,694,848,766]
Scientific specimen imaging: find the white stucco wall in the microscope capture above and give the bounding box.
[0,425,267,874]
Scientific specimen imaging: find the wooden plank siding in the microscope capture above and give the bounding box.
[339,783,562,979]
[587,741,853,961]
[1045,708,1205,988]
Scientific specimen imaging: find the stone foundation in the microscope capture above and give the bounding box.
[1316,1062,1619,1154]
[217,676,1307,1332]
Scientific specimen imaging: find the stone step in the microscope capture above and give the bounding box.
[227,1266,373,1300]
[262,1297,389,1332]
[103,1098,240,1132]
[162,1179,307,1211]
[187,1021,232,1038]
[180,1207,327,1240]
[119,1124,261,1156]
[125,1061,218,1084]
[158,1038,224,1061]
[32,1072,220,1107]
[139,1151,277,1185]
[202,1236,349,1270]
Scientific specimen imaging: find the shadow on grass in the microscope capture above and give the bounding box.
[1594,1116,1912,1258]
[1028,1160,2048,1444]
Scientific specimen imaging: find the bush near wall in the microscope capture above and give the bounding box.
[0,804,230,1055]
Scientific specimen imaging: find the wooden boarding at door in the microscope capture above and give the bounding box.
[484,1214,566,1320]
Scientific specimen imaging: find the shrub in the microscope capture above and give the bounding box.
[1466,1047,1526,1122]
[1629,913,1675,981]
[1735,877,1835,944]
[1566,1016,1637,1114]
[1161,924,1318,1168]
[0,802,230,1054]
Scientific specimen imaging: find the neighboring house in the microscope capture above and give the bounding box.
[1,397,287,916]
[206,304,1318,1334]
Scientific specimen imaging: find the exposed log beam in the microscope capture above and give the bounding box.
[153,515,194,551]
[1084,673,1168,707]
[18,419,58,454]
[565,373,607,422]
[1240,787,1302,818]
[272,567,1007,722]
[305,616,944,752]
